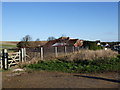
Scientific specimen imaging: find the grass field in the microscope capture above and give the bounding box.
[2,44,17,47]
[0,41,18,50]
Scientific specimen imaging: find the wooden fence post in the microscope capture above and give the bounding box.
[77,46,79,51]
[2,49,8,70]
[55,47,58,57]
[39,47,41,59]
[24,48,26,62]
[21,48,24,62]
[2,49,5,69]
[18,50,21,62]
[64,46,67,55]
[0,51,2,69]
[4,49,8,70]
[73,46,75,53]
[41,47,43,60]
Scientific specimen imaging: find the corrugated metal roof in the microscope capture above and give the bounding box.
[52,43,67,47]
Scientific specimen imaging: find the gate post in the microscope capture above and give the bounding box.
[2,49,8,70]
[21,48,24,62]
[55,47,58,57]
[41,47,43,60]
[24,48,26,62]
[20,48,27,62]
[0,51,2,69]
[18,50,21,62]
[72,46,75,53]
[64,46,67,55]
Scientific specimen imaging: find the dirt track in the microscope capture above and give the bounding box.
[2,70,120,88]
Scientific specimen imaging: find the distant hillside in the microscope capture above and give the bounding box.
[0,41,19,45]
[1,41,47,45]
[0,41,47,49]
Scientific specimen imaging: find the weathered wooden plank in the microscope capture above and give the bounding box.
[8,59,19,61]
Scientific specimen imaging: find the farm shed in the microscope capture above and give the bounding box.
[43,37,83,47]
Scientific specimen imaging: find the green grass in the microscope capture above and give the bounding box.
[24,57,120,73]
[2,44,16,48]
[0,44,17,51]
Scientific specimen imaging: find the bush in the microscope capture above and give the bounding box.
[117,54,120,58]
[25,57,120,73]
[83,41,102,50]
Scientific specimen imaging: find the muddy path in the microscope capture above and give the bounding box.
[2,70,120,88]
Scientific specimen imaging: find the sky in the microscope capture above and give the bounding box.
[2,2,118,42]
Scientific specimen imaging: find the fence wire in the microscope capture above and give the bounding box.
[26,46,82,60]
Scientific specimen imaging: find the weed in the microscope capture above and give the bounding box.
[25,57,120,73]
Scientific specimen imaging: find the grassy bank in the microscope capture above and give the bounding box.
[24,57,120,73]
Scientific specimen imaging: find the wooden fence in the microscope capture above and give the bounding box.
[0,46,83,70]
[26,46,82,60]
[0,48,26,70]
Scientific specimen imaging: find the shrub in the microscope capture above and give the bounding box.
[25,57,120,73]
[83,41,102,50]
[117,54,120,58]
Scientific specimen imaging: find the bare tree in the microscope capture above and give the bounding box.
[22,35,32,42]
[47,36,56,41]
[61,34,66,37]
[17,35,32,48]
[36,38,40,41]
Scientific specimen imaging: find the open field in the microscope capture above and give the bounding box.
[0,41,18,49]
[2,44,17,47]
[0,41,47,49]
[0,41,19,45]
[0,41,47,46]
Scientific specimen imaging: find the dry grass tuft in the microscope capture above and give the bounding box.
[57,49,118,61]
[18,57,41,68]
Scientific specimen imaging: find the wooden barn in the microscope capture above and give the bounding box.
[43,37,83,47]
